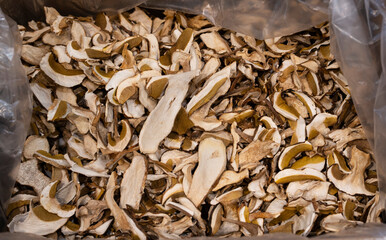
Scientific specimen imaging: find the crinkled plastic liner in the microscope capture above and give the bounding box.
[0,0,384,238]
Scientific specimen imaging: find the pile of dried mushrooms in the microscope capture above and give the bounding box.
[8,6,384,239]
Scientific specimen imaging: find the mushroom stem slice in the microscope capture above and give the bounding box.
[139,70,199,153]
[187,137,227,207]
[105,172,147,239]
[120,154,147,210]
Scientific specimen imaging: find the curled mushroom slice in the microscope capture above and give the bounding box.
[291,155,325,171]
[40,53,85,87]
[105,172,146,239]
[327,150,351,173]
[115,74,140,104]
[64,155,109,178]
[213,169,249,191]
[274,168,326,184]
[34,150,70,169]
[23,136,49,159]
[328,127,366,152]
[293,92,317,118]
[120,154,147,210]
[146,75,169,99]
[272,92,299,121]
[292,203,317,236]
[139,70,199,153]
[47,99,71,121]
[105,69,136,91]
[8,205,68,236]
[40,181,76,217]
[286,181,332,201]
[66,41,88,60]
[289,117,306,145]
[327,146,375,196]
[200,31,231,54]
[22,45,49,66]
[307,113,337,139]
[107,120,132,152]
[187,69,230,115]
[320,214,357,232]
[16,159,51,195]
[265,37,296,54]
[239,140,279,169]
[211,204,224,235]
[187,137,226,207]
[278,141,312,170]
[160,28,194,67]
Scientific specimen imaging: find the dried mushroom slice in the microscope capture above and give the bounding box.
[40,53,85,87]
[120,154,147,210]
[274,168,326,184]
[278,141,313,170]
[139,70,198,153]
[40,181,76,217]
[8,205,68,236]
[187,137,226,207]
[327,147,375,196]
[105,172,147,239]
[13,7,378,239]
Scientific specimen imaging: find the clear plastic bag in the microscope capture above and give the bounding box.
[0,0,384,238]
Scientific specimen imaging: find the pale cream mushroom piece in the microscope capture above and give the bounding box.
[23,135,49,159]
[16,159,51,195]
[8,205,68,236]
[21,45,49,66]
[40,53,85,87]
[200,31,231,54]
[139,70,199,153]
[30,83,52,110]
[187,137,227,207]
[40,181,76,217]
[120,153,147,209]
[105,172,147,239]
[327,146,375,196]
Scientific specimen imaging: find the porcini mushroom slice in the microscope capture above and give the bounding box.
[23,136,49,159]
[120,154,147,210]
[286,181,332,201]
[278,141,313,170]
[139,70,199,153]
[293,92,317,118]
[34,150,70,168]
[22,45,49,66]
[160,28,194,67]
[8,205,68,236]
[40,181,76,217]
[212,169,249,191]
[211,204,224,235]
[16,159,51,195]
[272,92,300,121]
[107,120,132,152]
[239,140,279,168]
[274,168,326,184]
[105,172,146,239]
[30,82,53,110]
[64,155,109,178]
[291,155,325,171]
[200,31,231,54]
[327,146,375,196]
[289,117,306,145]
[187,137,226,207]
[115,74,140,104]
[320,214,357,232]
[307,113,337,139]
[40,53,85,87]
[328,127,366,152]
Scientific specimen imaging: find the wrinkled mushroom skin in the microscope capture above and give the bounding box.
[12,6,380,239]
